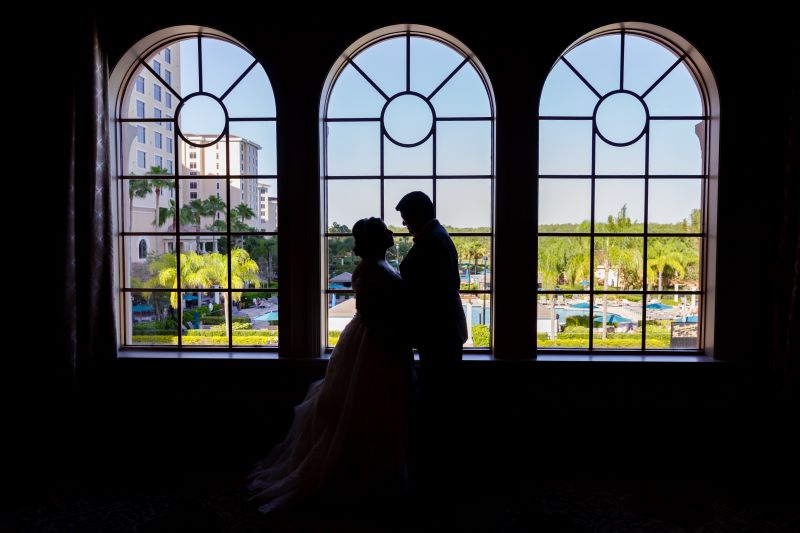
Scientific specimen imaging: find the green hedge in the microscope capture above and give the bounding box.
[183,329,276,337]
[537,337,670,348]
[200,315,251,325]
[132,332,278,345]
[472,325,490,347]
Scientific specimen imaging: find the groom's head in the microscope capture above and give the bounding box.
[396,191,434,237]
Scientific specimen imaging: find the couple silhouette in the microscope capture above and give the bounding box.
[248,191,467,513]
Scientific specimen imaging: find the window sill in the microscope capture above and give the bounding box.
[118,350,718,364]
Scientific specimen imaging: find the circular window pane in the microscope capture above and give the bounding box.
[178,94,226,146]
[595,92,647,145]
[383,93,434,146]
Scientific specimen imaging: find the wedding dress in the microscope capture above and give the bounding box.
[248,258,413,513]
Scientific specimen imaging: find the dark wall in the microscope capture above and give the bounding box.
[18,8,796,490]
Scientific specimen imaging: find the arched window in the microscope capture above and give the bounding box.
[112,28,278,349]
[321,26,495,349]
[138,238,148,259]
[537,24,718,353]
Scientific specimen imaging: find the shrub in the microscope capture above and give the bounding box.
[132,331,278,346]
[471,325,490,347]
[200,315,250,325]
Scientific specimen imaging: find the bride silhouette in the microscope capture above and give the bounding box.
[248,217,414,513]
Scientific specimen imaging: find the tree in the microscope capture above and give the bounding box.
[537,238,564,339]
[146,166,174,229]
[203,195,227,251]
[146,249,261,336]
[195,249,261,336]
[128,179,152,231]
[647,239,688,292]
[232,202,256,246]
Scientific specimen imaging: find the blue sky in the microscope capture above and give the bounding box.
[162,33,704,229]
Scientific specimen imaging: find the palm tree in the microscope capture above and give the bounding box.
[232,203,256,247]
[144,251,206,310]
[465,240,488,284]
[146,166,174,229]
[128,179,152,231]
[232,202,256,226]
[196,249,261,337]
[537,237,564,340]
[203,195,227,251]
[647,239,688,292]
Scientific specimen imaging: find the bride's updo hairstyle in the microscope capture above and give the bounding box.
[352,217,393,258]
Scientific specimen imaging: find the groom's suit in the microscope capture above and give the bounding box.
[399,219,467,373]
[400,219,466,496]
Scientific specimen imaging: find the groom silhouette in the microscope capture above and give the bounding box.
[396,191,467,500]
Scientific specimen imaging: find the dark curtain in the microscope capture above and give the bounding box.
[11,15,118,487]
[64,20,118,386]
[771,77,798,406]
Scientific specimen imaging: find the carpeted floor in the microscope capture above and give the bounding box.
[2,475,798,532]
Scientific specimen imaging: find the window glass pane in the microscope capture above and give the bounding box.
[327,236,357,288]
[326,122,381,176]
[538,179,591,232]
[436,121,491,175]
[540,60,599,116]
[536,293,589,349]
[647,237,701,292]
[327,180,380,231]
[352,36,406,97]
[430,63,491,117]
[223,64,276,118]
[594,179,645,233]
[538,121,592,175]
[328,291,357,348]
[200,37,255,98]
[122,178,176,233]
[593,236,644,291]
[453,236,491,289]
[437,179,492,230]
[464,294,491,348]
[596,135,646,175]
[127,291,178,346]
[649,120,704,175]
[233,237,278,288]
[121,122,155,174]
[383,179,433,228]
[181,290,229,346]
[239,292,279,346]
[563,34,621,97]
[645,294,700,350]
[623,35,680,95]
[384,136,432,175]
[176,179,229,234]
[648,179,702,232]
[591,295,642,349]
[644,61,703,116]
[537,236,591,291]
[327,63,386,118]
[410,37,463,98]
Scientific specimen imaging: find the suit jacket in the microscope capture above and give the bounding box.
[400,220,468,349]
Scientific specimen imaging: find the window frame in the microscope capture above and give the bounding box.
[110,27,280,354]
[536,23,719,357]
[319,25,497,355]
[109,23,717,361]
